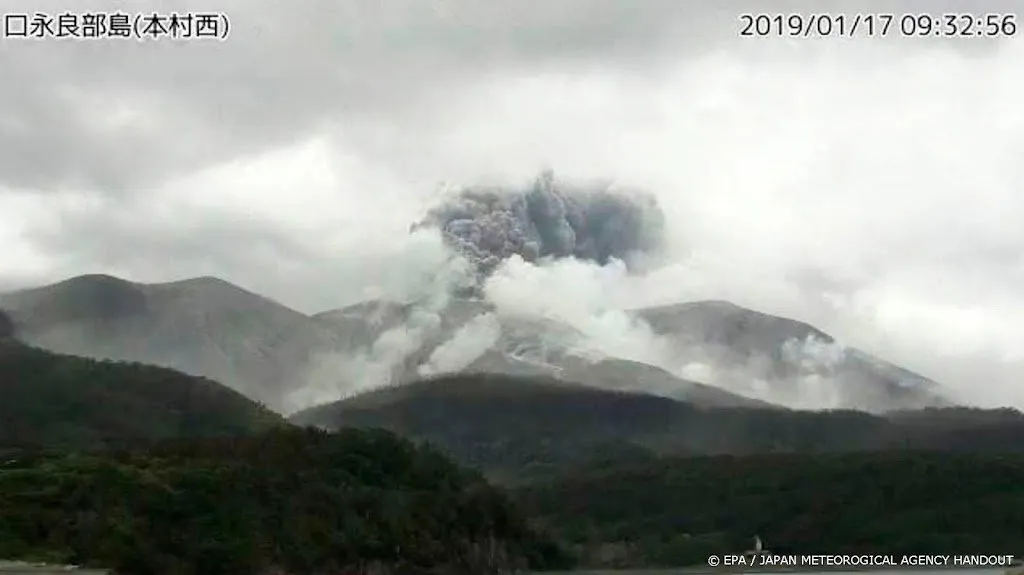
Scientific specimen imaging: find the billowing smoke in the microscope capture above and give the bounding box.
[289,170,951,415]
[418,312,502,377]
[413,169,666,279]
[288,172,670,410]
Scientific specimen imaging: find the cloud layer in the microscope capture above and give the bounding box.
[1,0,1023,407]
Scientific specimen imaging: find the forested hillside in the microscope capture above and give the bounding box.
[515,452,1024,568]
[0,309,12,338]
[0,427,572,574]
[4,325,1022,571]
[0,339,285,449]
[293,373,1024,481]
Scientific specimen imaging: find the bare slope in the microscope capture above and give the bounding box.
[312,297,948,412]
[0,275,348,411]
[2,274,950,415]
[633,300,948,411]
[310,297,772,409]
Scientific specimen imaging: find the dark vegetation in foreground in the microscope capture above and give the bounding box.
[287,375,1024,568]
[3,329,1023,572]
[0,427,571,575]
[291,373,1024,481]
[0,308,12,339]
[515,452,1024,568]
[0,337,285,450]
[4,431,1022,572]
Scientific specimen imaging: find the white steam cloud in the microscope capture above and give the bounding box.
[418,312,501,377]
[482,254,672,367]
[77,27,1020,414]
[289,220,952,414]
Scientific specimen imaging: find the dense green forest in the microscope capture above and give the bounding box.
[0,426,571,574]
[0,339,285,449]
[3,324,1024,572]
[292,373,1024,481]
[515,452,1024,568]
[4,431,1022,572]
[0,309,12,338]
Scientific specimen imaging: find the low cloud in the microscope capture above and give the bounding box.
[2,0,1022,410]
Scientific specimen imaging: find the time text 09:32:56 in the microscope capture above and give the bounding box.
[739,13,1017,39]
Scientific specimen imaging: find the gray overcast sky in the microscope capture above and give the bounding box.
[2,0,1023,407]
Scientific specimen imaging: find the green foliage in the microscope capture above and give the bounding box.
[292,373,1024,481]
[516,452,1024,568]
[0,427,573,574]
[4,347,1023,572]
[0,340,285,449]
[293,374,686,481]
[0,309,12,339]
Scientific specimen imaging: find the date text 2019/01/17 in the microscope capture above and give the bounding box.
[739,13,1017,39]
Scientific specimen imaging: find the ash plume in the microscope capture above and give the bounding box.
[413,169,666,278]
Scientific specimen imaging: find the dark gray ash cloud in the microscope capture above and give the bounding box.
[414,170,665,277]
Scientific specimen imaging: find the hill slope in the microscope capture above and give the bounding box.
[633,300,948,411]
[0,278,771,412]
[2,274,950,414]
[0,274,350,411]
[0,339,285,449]
[291,373,1024,480]
[0,309,12,339]
[313,297,949,412]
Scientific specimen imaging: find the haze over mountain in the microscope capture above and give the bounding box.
[2,263,948,414]
[0,274,353,410]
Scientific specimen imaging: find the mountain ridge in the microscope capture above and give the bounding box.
[0,274,345,411]
[2,273,952,414]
